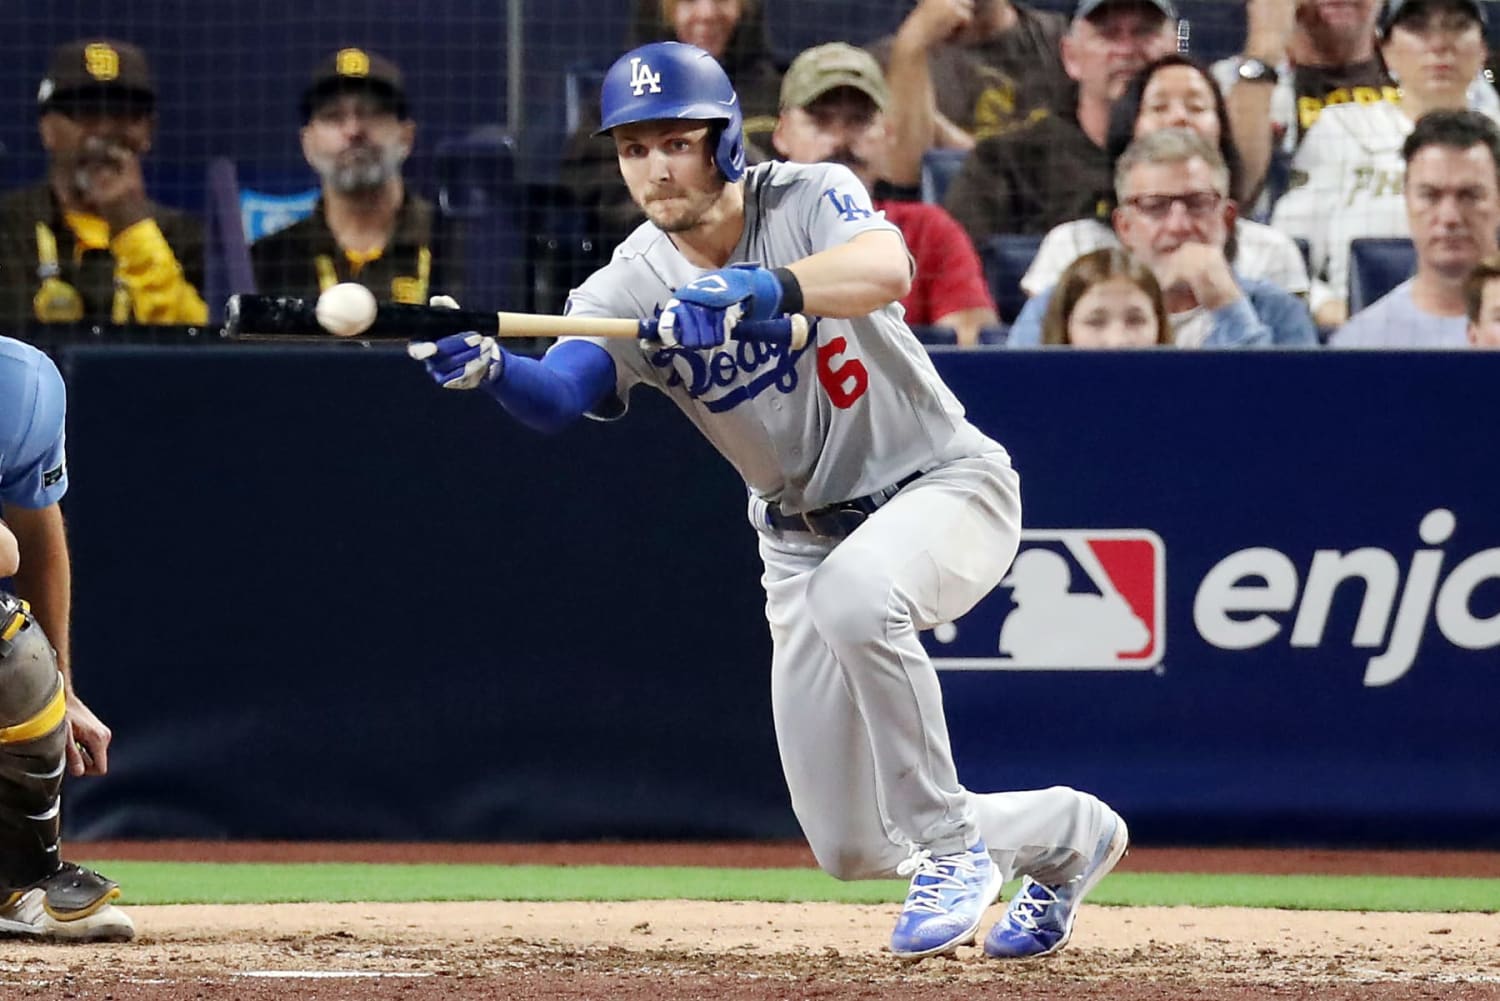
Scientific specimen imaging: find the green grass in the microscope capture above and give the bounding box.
[79,860,1500,913]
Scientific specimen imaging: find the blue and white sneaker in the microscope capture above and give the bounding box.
[984,810,1128,960]
[889,841,1003,959]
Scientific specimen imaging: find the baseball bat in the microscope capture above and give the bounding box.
[222,294,811,349]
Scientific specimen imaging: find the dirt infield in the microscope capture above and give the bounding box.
[2,843,1498,1000]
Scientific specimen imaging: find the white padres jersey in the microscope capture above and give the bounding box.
[1271,99,1500,312]
[562,161,986,514]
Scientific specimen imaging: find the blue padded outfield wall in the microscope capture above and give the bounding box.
[47,346,1500,848]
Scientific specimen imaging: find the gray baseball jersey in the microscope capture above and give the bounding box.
[558,159,1115,890]
[562,160,988,514]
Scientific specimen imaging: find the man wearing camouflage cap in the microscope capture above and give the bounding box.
[772,43,998,345]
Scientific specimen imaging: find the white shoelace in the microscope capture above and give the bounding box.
[895,849,984,915]
[1008,878,1061,931]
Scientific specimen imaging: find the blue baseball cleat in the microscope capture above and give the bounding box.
[889,841,1003,959]
[984,810,1128,960]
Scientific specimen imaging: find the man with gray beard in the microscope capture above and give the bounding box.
[252,48,458,305]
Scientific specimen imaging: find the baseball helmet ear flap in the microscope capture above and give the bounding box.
[595,41,746,182]
[712,111,746,183]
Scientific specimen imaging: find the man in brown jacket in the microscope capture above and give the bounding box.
[943,0,1178,240]
[0,39,206,329]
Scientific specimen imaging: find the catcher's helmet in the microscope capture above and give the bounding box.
[594,41,746,182]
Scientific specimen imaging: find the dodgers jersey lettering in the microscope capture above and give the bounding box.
[0,334,69,509]
[562,161,982,514]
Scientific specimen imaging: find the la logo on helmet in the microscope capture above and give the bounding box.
[629,58,662,96]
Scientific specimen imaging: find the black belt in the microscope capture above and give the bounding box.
[764,470,925,540]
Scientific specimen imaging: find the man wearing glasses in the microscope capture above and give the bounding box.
[1008,128,1318,345]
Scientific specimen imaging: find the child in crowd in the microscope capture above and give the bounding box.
[1464,252,1500,347]
[1041,247,1171,347]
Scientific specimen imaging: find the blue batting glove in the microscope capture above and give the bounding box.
[658,265,785,349]
[408,331,506,390]
[408,294,506,390]
[658,298,737,349]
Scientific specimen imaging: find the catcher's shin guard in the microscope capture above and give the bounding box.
[0,594,67,892]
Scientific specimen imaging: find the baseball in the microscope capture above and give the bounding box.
[315,282,378,337]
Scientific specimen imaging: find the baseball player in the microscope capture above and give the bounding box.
[0,334,134,942]
[411,42,1126,960]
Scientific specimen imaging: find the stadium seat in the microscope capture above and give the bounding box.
[910,324,958,346]
[435,126,603,319]
[434,127,528,313]
[523,182,605,317]
[564,61,607,137]
[979,234,1044,325]
[920,148,968,205]
[1347,237,1416,315]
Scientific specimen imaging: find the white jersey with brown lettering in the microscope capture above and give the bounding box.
[561,160,988,514]
[1271,98,1500,313]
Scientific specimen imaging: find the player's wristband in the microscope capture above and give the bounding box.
[771,267,804,316]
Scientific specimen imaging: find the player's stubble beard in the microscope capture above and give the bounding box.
[641,172,728,234]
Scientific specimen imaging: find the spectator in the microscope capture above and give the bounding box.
[772,43,999,346]
[1040,247,1172,345]
[630,0,782,141]
[562,0,782,253]
[1213,0,1500,206]
[1272,0,1495,327]
[943,0,1178,241]
[867,0,1072,166]
[0,39,206,328]
[1022,54,1310,298]
[1213,0,1388,204]
[1464,252,1500,346]
[1333,109,1500,347]
[253,48,452,305]
[1009,129,1318,346]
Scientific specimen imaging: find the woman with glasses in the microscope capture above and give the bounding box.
[1271,0,1497,328]
[1020,53,1311,300]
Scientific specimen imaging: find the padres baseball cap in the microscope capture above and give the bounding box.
[1381,0,1487,37]
[1074,0,1178,20]
[300,47,409,122]
[37,38,155,114]
[780,43,889,112]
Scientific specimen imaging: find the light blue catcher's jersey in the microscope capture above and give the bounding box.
[1,334,69,510]
[563,161,985,514]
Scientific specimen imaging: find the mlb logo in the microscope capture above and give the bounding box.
[926,530,1165,671]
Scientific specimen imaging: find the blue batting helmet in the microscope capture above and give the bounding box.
[594,42,746,182]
